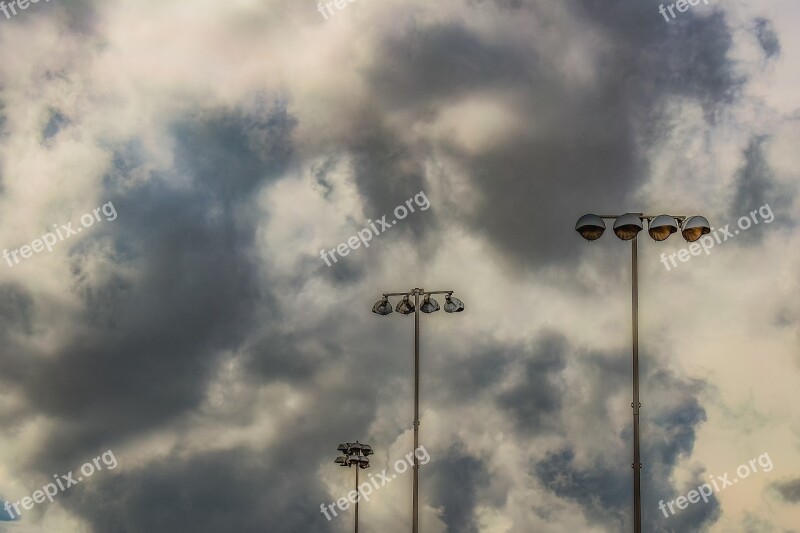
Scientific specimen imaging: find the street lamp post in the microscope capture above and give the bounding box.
[575,213,710,533]
[372,288,464,533]
[335,441,373,533]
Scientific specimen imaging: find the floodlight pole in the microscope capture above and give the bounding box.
[577,212,708,533]
[595,215,645,533]
[631,235,641,533]
[599,228,643,533]
[413,289,420,533]
[355,462,360,533]
[378,287,458,533]
[335,442,370,533]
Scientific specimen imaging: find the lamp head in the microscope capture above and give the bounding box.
[444,293,464,313]
[420,294,440,313]
[681,216,711,242]
[575,214,606,241]
[396,295,415,314]
[613,213,643,240]
[372,296,393,315]
[648,215,679,241]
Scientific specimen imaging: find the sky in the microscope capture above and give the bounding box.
[0,0,798,531]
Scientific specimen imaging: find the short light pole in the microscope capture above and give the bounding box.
[372,288,465,533]
[575,213,710,533]
[335,441,373,533]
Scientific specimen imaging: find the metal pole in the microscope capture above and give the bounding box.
[413,290,420,533]
[632,237,642,533]
[355,462,359,533]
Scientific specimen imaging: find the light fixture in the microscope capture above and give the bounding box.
[575,214,606,241]
[332,440,373,533]
[372,297,393,316]
[396,295,415,314]
[648,215,678,241]
[372,286,464,533]
[573,209,710,533]
[334,442,372,469]
[420,294,440,313]
[613,213,644,240]
[681,216,711,242]
[444,294,464,313]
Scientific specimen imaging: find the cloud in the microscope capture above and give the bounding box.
[0,0,797,531]
[772,478,800,503]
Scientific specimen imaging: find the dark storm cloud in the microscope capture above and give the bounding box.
[430,329,711,530]
[348,121,435,236]
[245,331,327,382]
[742,512,778,532]
[536,440,719,532]
[364,16,642,268]
[729,136,794,239]
[496,333,567,435]
[64,448,336,533]
[369,23,532,110]
[0,282,34,336]
[353,0,744,270]
[42,0,98,34]
[439,341,515,396]
[772,477,800,503]
[55,327,398,533]
[427,449,489,533]
[0,100,296,477]
[435,333,619,424]
[300,157,371,285]
[641,369,718,532]
[0,284,39,426]
[731,136,775,216]
[535,447,630,528]
[42,109,69,142]
[753,17,781,59]
[641,367,708,464]
[0,0,98,33]
[521,336,714,530]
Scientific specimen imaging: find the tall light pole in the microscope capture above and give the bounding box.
[372,288,465,533]
[335,441,373,533]
[575,213,710,533]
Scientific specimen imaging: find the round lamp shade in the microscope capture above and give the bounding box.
[613,213,643,240]
[648,215,678,241]
[575,214,606,241]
